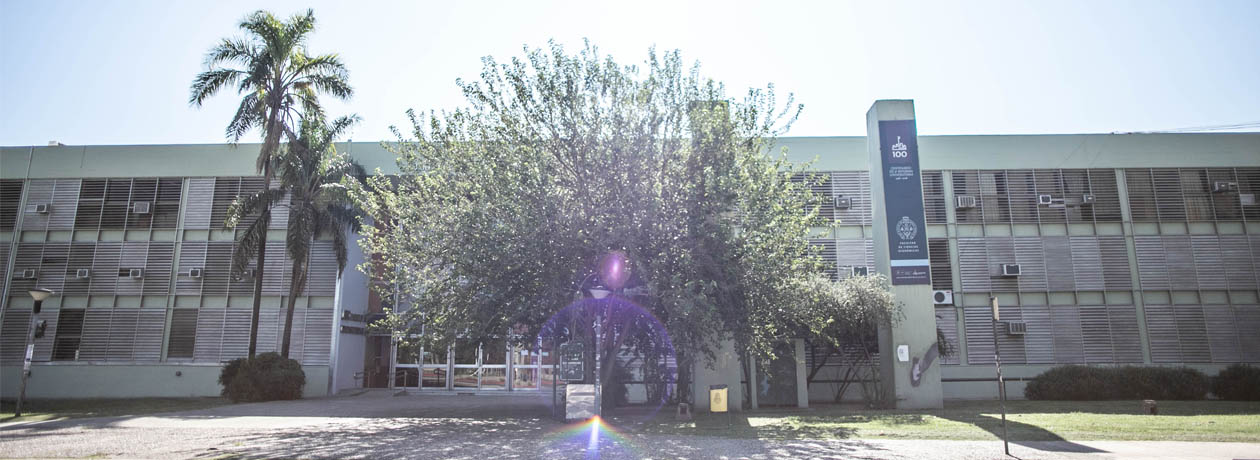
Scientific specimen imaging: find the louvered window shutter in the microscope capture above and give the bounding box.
[1181,169,1215,220]
[1044,237,1076,291]
[286,309,307,363]
[963,305,995,364]
[832,171,871,225]
[1164,236,1199,290]
[153,178,183,228]
[1088,169,1123,222]
[203,242,234,296]
[1203,305,1242,363]
[1,309,31,364]
[922,171,947,223]
[1152,169,1186,220]
[0,245,9,283]
[1144,305,1180,363]
[1014,237,1046,291]
[101,179,132,228]
[64,243,94,295]
[934,306,959,365]
[995,305,1026,364]
[106,309,140,361]
[928,238,953,291]
[302,309,334,365]
[810,239,838,280]
[1240,168,1260,221]
[1221,235,1256,289]
[304,240,339,296]
[1174,305,1212,363]
[262,241,289,295]
[987,238,1017,292]
[116,242,147,296]
[1021,304,1054,364]
[1134,236,1168,290]
[1062,169,1091,222]
[1126,169,1158,221]
[221,309,252,361]
[952,171,983,223]
[957,238,989,292]
[127,179,157,229]
[143,242,174,295]
[1005,170,1037,223]
[1192,236,1226,290]
[1048,305,1084,364]
[90,242,121,295]
[256,308,282,354]
[1098,236,1133,290]
[52,309,85,361]
[78,309,111,362]
[134,309,166,362]
[193,308,226,362]
[176,241,208,295]
[0,179,22,231]
[836,239,870,280]
[1236,305,1260,362]
[1033,170,1065,223]
[167,309,198,359]
[1079,305,1113,363]
[183,178,215,229]
[75,179,106,229]
[1108,305,1144,363]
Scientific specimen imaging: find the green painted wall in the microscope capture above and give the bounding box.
[0,364,331,399]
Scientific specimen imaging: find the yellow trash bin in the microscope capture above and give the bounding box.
[709,384,728,413]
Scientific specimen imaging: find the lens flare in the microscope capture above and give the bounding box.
[544,415,641,459]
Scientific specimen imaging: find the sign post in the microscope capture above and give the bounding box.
[866,100,943,409]
[990,296,1010,456]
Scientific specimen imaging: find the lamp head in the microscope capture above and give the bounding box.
[28,288,55,302]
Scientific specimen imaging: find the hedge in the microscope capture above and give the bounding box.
[219,352,307,402]
[1212,364,1260,401]
[1024,365,1208,400]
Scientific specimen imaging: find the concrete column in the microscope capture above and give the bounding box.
[794,338,808,408]
[747,350,759,409]
[867,100,944,409]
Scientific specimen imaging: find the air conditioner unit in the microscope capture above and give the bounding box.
[1000,263,1022,277]
[1212,181,1238,193]
[188,268,203,278]
[1037,194,1054,205]
[1080,194,1096,205]
[955,195,977,209]
[129,268,144,279]
[932,290,954,305]
[132,202,151,214]
[1242,193,1257,206]
[20,268,37,279]
[851,266,869,276]
[1006,321,1028,335]
[75,268,91,279]
[33,203,50,214]
[834,196,852,209]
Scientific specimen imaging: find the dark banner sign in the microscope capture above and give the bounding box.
[878,120,931,285]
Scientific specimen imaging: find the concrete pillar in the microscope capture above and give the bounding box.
[866,100,944,409]
[794,338,808,408]
[747,350,758,409]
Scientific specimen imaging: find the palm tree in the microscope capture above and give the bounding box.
[275,113,364,357]
[190,9,352,357]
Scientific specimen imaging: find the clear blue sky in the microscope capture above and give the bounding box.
[2,0,1258,146]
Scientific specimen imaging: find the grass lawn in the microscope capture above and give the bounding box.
[0,397,229,424]
[621,400,1260,442]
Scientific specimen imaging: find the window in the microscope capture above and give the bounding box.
[928,238,952,291]
[922,171,947,223]
[0,179,22,231]
[52,309,85,361]
[167,309,198,359]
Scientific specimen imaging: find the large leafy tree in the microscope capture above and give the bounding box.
[354,42,838,402]
[190,9,352,356]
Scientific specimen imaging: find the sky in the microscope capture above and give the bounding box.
[1,0,1258,146]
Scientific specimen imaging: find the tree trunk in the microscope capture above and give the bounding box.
[247,235,266,357]
[280,256,306,358]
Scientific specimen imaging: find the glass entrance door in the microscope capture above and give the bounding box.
[480,338,507,390]
[452,340,480,389]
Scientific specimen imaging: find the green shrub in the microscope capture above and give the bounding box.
[218,352,306,402]
[1212,364,1260,401]
[1024,365,1208,401]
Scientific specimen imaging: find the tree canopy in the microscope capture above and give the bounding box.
[353,42,886,395]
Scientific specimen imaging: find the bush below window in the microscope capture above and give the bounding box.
[1212,364,1260,401]
[219,352,306,402]
[1024,365,1208,401]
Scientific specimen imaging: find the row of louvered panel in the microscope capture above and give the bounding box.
[963,304,1144,365]
[8,177,290,232]
[1126,168,1260,221]
[1144,304,1260,364]
[792,171,949,225]
[957,236,1133,292]
[8,240,339,297]
[952,169,1124,224]
[810,238,955,290]
[0,306,332,365]
[1133,235,1260,291]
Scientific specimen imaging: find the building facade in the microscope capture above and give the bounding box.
[2,132,1258,400]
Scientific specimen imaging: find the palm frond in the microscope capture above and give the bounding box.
[231,210,270,277]
[225,92,265,142]
[189,69,245,107]
[299,73,353,100]
[224,187,286,228]
[203,36,258,69]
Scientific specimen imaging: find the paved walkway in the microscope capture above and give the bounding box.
[2,392,1257,459]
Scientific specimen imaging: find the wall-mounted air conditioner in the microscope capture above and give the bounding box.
[33,203,50,214]
[834,196,852,209]
[1241,194,1257,206]
[851,266,869,276]
[1000,264,1022,277]
[20,268,37,279]
[1212,181,1238,193]
[955,195,977,209]
[188,268,203,278]
[76,268,91,279]
[932,290,954,305]
[1006,321,1027,335]
[129,268,144,279]
[1080,194,1096,205]
[1037,194,1054,205]
[132,202,151,214]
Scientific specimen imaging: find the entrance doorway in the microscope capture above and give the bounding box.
[397,339,540,391]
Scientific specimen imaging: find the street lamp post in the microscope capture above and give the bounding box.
[15,288,56,417]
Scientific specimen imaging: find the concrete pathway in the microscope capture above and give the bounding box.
[1,392,1256,459]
